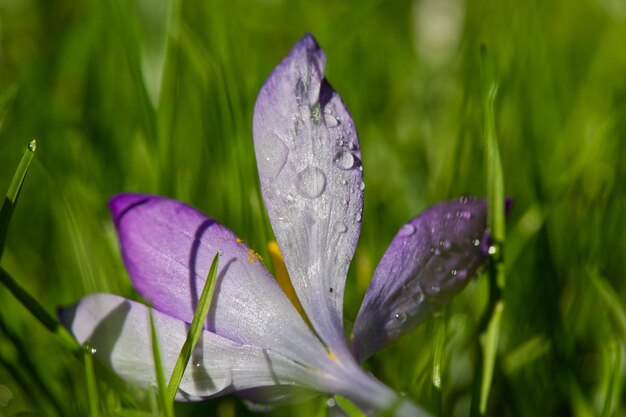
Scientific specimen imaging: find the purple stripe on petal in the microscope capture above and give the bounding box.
[59,293,331,400]
[253,34,363,359]
[352,198,490,362]
[109,193,331,370]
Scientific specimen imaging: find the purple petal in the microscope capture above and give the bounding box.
[109,193,330,370]
[351,198,490,362]
[253,34,363,358]
[59,293,328,400]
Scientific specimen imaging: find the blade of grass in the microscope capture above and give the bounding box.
[431,312,445,415]
[471,44,507,417]
[334,395,366,417]
[0,140,36,259]
[83,343,100,417]
[601,340,622,417]
[149,309,173,417]
[478,301,503,413]
[165,252,220,404]
[0,266,79,350]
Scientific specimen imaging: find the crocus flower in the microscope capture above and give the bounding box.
[60,34,491,416]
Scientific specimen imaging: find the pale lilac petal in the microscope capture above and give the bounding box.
[59,293,329,400]
[253,34,363,358]
[352,198,490,362]
[109,194,331,370]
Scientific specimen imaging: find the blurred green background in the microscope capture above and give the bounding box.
[1,0,626,416]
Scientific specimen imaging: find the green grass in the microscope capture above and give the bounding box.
[1,0,626,416]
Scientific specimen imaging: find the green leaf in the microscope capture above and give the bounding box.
[165,252,220,404]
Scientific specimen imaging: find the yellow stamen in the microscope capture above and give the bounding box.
[236,238,243,244]
[328,351,337,362]
[267,241,306,319]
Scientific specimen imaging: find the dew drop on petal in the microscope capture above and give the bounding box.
[359,181,365,191]
[325,113,340,127]
[296,166,326,199]
[451,269,457,276]
[334,151,355,170]
[334,222,348,234]
[326,398,337,408]
[395,312,407,323]
[354,211,362,222]
[488,245,497,255]
[473,238,481,247]
[283,193,296,205]
[399,223,416,237]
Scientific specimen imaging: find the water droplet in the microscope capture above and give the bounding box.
[324,103,337,114]
[354,211,362,222]
[395,312,407,323]
[192,360,201,368]
[258,134,288,179]
[399,223,416,237]
[326,398,337,408]
[429,246,436,254]
[451,269,457,276]
[28,140,37,152]
[296,166,326,199]
[283,193,296,205]
[310,102,322,124]
[459,195,471,204]
[334,151,355,170]
[340,178,347,185]
[473,238,480,247]
[348,141,357,150]
[488,245,497,255]
[359,181,365,191]
[324,113,340,127]
[439,240,451,250]
[429,285,441,294]
[83,342,96,355]
[334,222,347,234]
